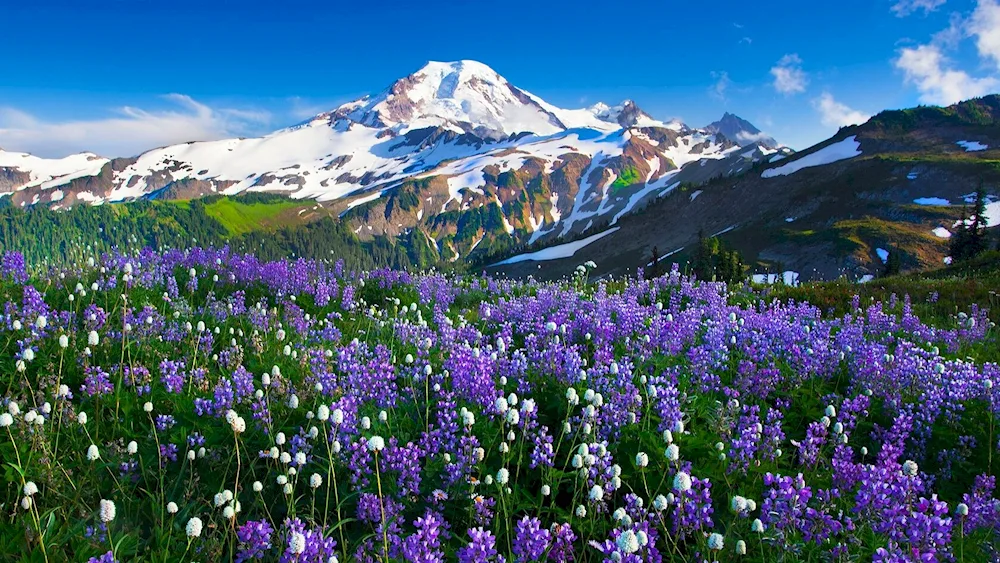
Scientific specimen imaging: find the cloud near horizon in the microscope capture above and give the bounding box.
[0,95,272,159]
[813,93,870,128]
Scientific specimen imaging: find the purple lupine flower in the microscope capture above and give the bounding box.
[457,527,505,563]
[236,519,274,562]
[512,516,551,562]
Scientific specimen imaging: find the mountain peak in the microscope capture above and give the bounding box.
[330,60,566,137]
[705,113,778,148]
[591,99,664,128]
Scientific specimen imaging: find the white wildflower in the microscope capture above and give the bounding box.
[186,517,203,537]
[99,499,116,523]
[707,532,724,551]
[290,531,307,554]
[588,484,604,501]
[673,471,692,492]
[616,530,640,554]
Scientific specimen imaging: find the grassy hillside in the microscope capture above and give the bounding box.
[200,197,303,236]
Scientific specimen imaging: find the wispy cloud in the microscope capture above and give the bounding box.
[813,93,870,128]
[0,95,271,158]
[891,0,947,17]
[894,0,1000,105]
[739,37,752,46]
[770,54,808,95]
[708,71,732,101]
[287,96,335,121]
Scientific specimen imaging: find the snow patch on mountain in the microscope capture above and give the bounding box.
[957,140,988,152]
[0,150,108,190]
[495,227,620,265]
[761,136,861,178]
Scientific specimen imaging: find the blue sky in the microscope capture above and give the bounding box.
[2,0,999,157]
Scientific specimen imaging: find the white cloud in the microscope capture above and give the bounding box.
[735,130,774,144]
[969,0,1000,70]
[770,54,808,95]
[813,93,870,128]
[894,0,1000,105]
[891,0,947,17]
[708,71,732,101]
[895,44,999,105]
[0,94,271,158]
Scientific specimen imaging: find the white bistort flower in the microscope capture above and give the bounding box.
[99,499,116,523]
[290,531,307,554]
[368,436,385,452]
[167,502,179,514]
[616,530,640,554]
[86,444,100,461]
[707,532,724,551]
[186,517,203,537]
[635,452,649,467]
[673,471,692,492]
[589,484,604,501]
[902,460,919,477]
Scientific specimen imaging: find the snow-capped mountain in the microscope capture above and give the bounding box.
[0,60,783,261]
[704,112,779,149]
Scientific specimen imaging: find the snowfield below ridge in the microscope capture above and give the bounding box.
[761,136,861,178]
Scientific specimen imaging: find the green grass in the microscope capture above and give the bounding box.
[202,197,302,236]
[610,166,641,189]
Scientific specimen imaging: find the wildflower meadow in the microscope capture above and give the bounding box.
[1,248,998,562]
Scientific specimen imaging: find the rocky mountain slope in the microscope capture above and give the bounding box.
[489,96,1000,282]
[0,60,786,263]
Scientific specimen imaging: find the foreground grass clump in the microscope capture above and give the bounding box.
[1,250,999,563]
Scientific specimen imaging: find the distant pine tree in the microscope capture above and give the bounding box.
[883,247,902,277]
[646,246,662,280]
[950,183,991,261]
[692,230,716,281]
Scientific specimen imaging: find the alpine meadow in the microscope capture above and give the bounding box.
[3,1,1000,562]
